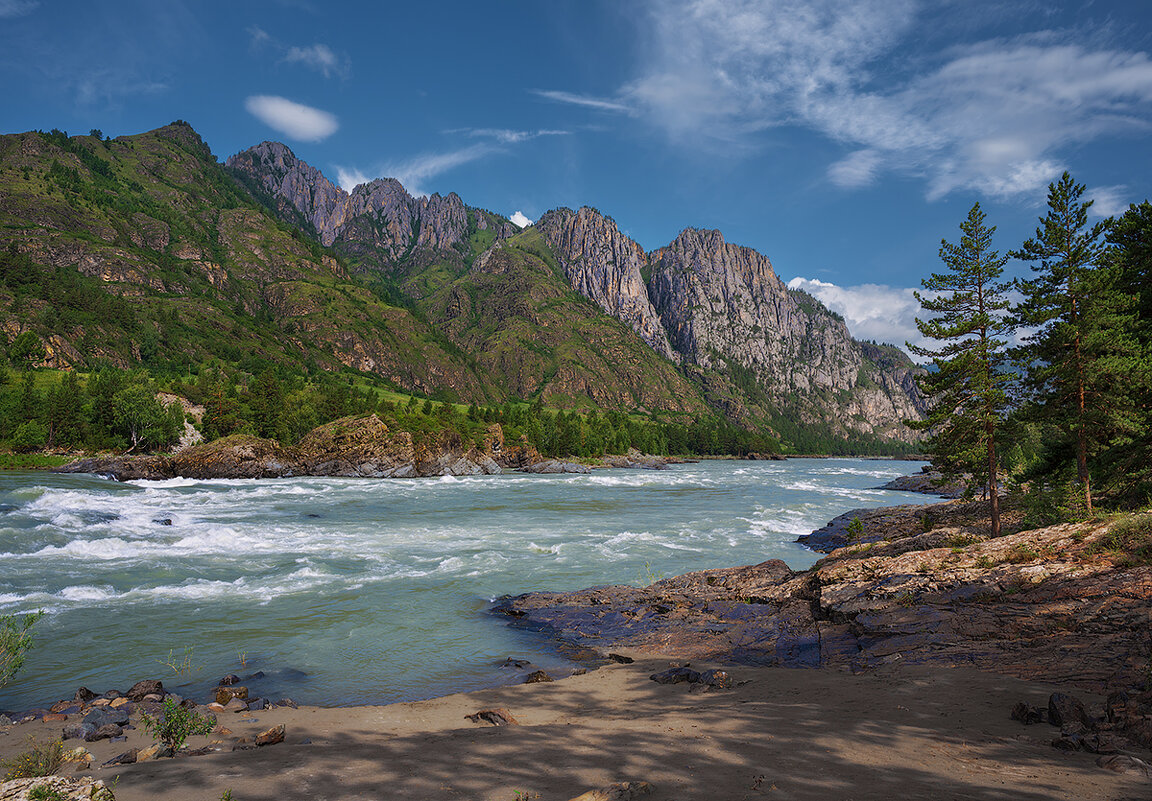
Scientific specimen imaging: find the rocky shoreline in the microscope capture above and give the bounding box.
[51,414,679,481]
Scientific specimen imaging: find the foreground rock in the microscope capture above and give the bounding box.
[879,466,966,498]
[495,499,1152,693]
[0,777,114,801]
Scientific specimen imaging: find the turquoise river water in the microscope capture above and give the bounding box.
[0,458,936,711]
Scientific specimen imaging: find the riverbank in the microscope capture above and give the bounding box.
[2,659,1145,801]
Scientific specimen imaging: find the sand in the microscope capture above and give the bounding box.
[2,658,1145,801]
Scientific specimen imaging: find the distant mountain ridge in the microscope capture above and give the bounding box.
[0,123,924,450]
[226,140,925,441]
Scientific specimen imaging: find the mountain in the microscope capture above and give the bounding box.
[0,123,924,450]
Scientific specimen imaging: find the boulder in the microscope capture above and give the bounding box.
[650,667,701,685]
[82,707,129,728]
[465,708,518,726]
[524,670,554,684]
[215,686,248,705]
[567,781,654,801]
[1096,754,1151,778]
[88,724,123,742]
[62,722,96,742]
[521,459,591,474]
[125,679,163,701]
[172,435,297,479]
[1010,701,1045,724]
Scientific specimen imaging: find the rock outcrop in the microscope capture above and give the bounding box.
[536,208,677,361]
[495,500,1152,694]
[227,141,513,260]
[56,415,519,480]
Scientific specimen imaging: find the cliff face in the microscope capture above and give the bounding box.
[227,142,511,264]
[647,227,925,438]
[535,208,677,362]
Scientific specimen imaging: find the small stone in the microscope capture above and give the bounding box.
[214,726,233,736]
[650,667,700,685]
[255,723,285,746]
[572,668,588,676]
[276,698,298,709]
[89,698,111,707]
[110,697,132,709]
[125,679,163,701]
[103,748,138,766]
[608,653,634,664]
[466,708,519,726]
[142,693,163,702]
[0,714,13,726]
[568,780,655,801]
[215,685,249,705]
[219,674,241,686]
[74,687,98,704]
[1011,701,1045,724]
[699,669,731,689]
[63,747,92,768]
[50,701,79,714]
[88,723,123,742]
[206,702,226,713]
[223,697,248,713]
[136,743,173,761]
[42,713,67,723]
[1049,692,1090,732]
[62,722,96,741]
[524,670,554,684]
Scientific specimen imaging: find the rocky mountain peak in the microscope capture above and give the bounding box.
[535,206,677,361]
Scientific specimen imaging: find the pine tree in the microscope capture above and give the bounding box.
[1010,172,1110,514]
[909,203,1014,535]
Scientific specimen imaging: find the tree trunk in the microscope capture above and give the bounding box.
[987,418,1000,538]
[1074,331,1092,514]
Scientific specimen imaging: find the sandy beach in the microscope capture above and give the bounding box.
[2,657,1143,801]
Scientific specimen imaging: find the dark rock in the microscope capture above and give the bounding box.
[255,724,285,746]
[1011,701,1045,724]
[103,748,138,766]
[466,708,518,726]
[50,701,80,715]
[608,653,634,664]
[125,679,164,701]
[276,698,298,709]
[222,697,249,713]
[62,722,97,741]
[74,687,98,704]
[520,459,592,474]
[219,674,241,686]
[524,670,554,684]
[54,455,173,481]
[650,667,701,685]
[153,517,173,526]
[1105,691,1136,728]
[1049,693,1091,732]
[83,707,129,728]
[88,723,123,742]
[0,714,13,726]
[698,669,731,689]
[566,780,655,801]
[244,671,266,681]
[16,708,48,723]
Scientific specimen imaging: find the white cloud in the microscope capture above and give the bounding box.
[510,211,532,228]
[245,95,339,142]
[284,43,348,79]
[531,89,634,114]
[594,1,1152,200]
[455,127,570,144]
[787,276,929,359]
[335,167,370,192]
[1087,184,1132,218]
[0,0,37,17]
[827,149,882,188]
[339,144,493,197]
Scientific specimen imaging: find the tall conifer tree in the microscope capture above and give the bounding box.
[909,203,1013,536]
[1010,172,1109,514]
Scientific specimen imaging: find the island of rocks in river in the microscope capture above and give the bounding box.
[53,413,679,480]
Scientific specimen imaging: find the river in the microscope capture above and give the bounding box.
[0,458,937,711]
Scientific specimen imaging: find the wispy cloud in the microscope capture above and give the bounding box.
[1087,184,1132,218]
[245,95,339,142]
[451,127,571,144]
[531,89,633,114]
[248,26,350,78]
[576,0,1152,201]
[336,144,494,195]
[0,0,38,18]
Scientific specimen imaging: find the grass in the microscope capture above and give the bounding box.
[1,737,65,781]
[0,452,73,470]
[946,533,982,548]
[1003,544,1040,564]
[1089,512,1152,567]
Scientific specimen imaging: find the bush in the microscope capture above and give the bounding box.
[140,697,215,750]
[1,737,64,781]
[1020,481,1089,529]
[0,610,44,687]
[10,420,47,453]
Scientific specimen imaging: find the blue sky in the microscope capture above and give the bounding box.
[2,0,1152,354]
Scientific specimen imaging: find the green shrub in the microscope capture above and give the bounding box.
[28,785,67,801]
[1003,544,1040,564]
[10,420,47,453]
[1020,481,1089,529]
[140,697,215,751]
[1,737,64,781]
[847,516,864,540]
[0,610,44,687]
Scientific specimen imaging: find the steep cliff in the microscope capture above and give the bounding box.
[648,227,924,439]
[535,208,677,362]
